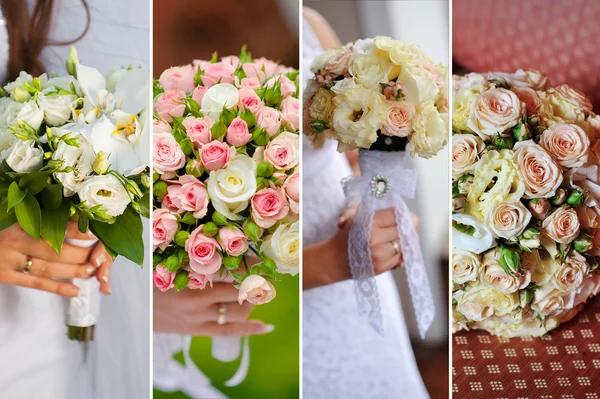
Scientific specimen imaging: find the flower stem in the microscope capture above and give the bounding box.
[67,325,95,342]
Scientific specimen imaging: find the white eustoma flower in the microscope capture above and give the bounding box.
[37,87,77,126]
[15,100,44,131]
[4,139,43,172]
[77,174,131,217]
[52,131,95,196]
[452,213,496,254]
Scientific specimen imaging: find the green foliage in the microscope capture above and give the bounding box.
[40,201,70,254]
[15,193,41,239]
[90,206,144,265]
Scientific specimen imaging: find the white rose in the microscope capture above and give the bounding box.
[452,249,480,284]
[452,213,496,254]
[77,175,131,217]
[571,272,600,308]
[452,134,484,176]
[456,285,519,321]
[351,38,376,56]
[261,221,299,276]
[349,54,391,91]
[37,87,76,126]
[397,66,440,107]
[4,140,43,172]
[52,132,95,196]
[207,155,257,220]
[530,283,575,316]
[330,78,361,95]
[409,102,447,159]
[484,201,532,239]
[552,251,589,293]
[310,49,339,73]
[201,83,239,121]
[16,101,44,131]
[479,248,531,294]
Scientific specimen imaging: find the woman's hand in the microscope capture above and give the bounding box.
[0,222,112,297]
[154,283,274,336]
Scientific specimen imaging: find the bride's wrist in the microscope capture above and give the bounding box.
[323,234,351,285]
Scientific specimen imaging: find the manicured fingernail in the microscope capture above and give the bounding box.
[95,254,107,267]
[107,287,112,295]
[262,324,275,333]
[86,266,95,275]
[102,275,109,283]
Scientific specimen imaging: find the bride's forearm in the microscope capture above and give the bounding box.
[302,236,351,290]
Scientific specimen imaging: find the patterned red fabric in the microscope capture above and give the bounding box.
[453,296,600,398]
[453,0,600,109]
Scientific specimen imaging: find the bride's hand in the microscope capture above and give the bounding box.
[0,222,109,297]
[153,282,274,336]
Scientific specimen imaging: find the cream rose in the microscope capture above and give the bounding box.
[488,69,549,91]
[324,47,352,76]
[349,54,391,91]
[261,221,299,276]
[409,102,447,159]
[531,283,574,316]
[381,101,415,137]
[330,78,361,95]
[542,206,580,244]
[309,88,335,123]
[539,124,590,169]
[331,88,386,151]
[479,249,531,294]
[485,201,532,239]
[467,88,523,141]
[237,275,276,305]
[201,83,239,121]
[77,174,131,217]
[452,90,476,133]
[310,49,340,74]
[552,251,589,293]
[513,141,563,199]
[452,134,484,176]
[452,249,480,284]
[396,66,440,107]
[207,155,257,220]
[456,286,519,321]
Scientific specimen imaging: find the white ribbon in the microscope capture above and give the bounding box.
[342,149,435,338]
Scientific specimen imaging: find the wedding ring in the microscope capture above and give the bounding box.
[392,240,400,255]
[217,303,227,325]
[22,257,33,273]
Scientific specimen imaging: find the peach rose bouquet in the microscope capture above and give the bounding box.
[452,70,600,337]
[152,47,299,305]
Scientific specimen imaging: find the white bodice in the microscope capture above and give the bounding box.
[302,19,429,399]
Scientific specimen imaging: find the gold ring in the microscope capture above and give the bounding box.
[217,303,227,325]
[23,257,33,273]
[392,240,400,256]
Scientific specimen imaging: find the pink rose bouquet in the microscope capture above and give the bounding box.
[152,47,299,305]
[452,70,600,337]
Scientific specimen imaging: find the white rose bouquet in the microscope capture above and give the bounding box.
[304,37,447,336]
[452,70,600,337]
[0,47,150,342]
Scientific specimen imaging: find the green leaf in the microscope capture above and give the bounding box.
[7,182,27,211]
[78,213,89,234]
[40,201,70,254]
[89,206,144,265]
[19,171,52,195]
[211,121,227,140]
[0,201,17,231]
[40,184,63,210]
[14,193,41,239]
[0,182,10,198]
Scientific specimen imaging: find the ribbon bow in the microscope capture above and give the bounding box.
[342,150,435,338]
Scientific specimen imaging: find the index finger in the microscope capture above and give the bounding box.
[0,269,79,297]
[373,208,396,227]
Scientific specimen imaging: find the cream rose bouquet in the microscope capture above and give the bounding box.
[152,47,299,303]
[304,37,447,337]
[452,69,600,337]
[0,47,150,342]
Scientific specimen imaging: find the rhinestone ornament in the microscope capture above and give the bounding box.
[370,175,390,198]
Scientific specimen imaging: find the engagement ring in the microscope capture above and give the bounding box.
[217,303,227,325]
[22,257,32,274]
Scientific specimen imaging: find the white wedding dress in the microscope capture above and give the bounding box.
[0,1,150,398]
[302,20,429,399]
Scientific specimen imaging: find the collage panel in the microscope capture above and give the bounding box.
[302,1,449,399]
[152,1,300,399]
[452,0,600,397]
[0,0,151,398]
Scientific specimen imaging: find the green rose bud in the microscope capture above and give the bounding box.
[211,121,227,140]
[180,212,197,225]
[551,188,568,206]
[566,189,585,207]
[212,211,228,226]
[179,138,194,155]
[203,222,219,237]
[174,230,190,247]
[12,87,31,103]
[223,256,242,270]
[174,271,190,291]
[491,134,514,149]
[499,246,522,275]
[521,227,540,240]
[152,253,163,266]
[252,128,269,146]
[164,254,180,272]
[519,288,534,307]
[256,177,268,190]
[220,107,238,126]
[92,151,109,175]
[186,160,203,177]
[257,161,274,178]
[512,120,531,142]
[261,258,277,274]
[244,221,261,242]
[66,46,79,77]
[154,180,168,197]
[240,107,256,128]
[310,120,327,133]
[573,234,592,253]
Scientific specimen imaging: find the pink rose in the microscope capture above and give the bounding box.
[257,107,282,137]
[153,208,178,251]
[254,57,279,79]
[240,77,261,91]
[514,141,563,199]
[489,69,549,91]
[577,206,599,229]
[162,183,183,214]
[280,97,300,131]
[219,227,249,257]
[202,62,235,88]
[187,270,212,290]
[381,101,416,137]
[325,48,352,76]
[539,124,590,169]
[512,87,541,116]
[153,119,172,134]
[264,132,299,170]
[226,116,252,147]
[543,206,580,244]
[237,274,276,305]
[193,59,210,72]
[271,171,286,185]
[467,88,523,140]
[284,171,299,215]
[156,89,186,122]
[265,75,296,98]
[199,141,235,170]
[153,133,186,176]
[154,265,176,292]
[178,175,209,218]
[159,65,195,93]
[251,188,289,228]
[192,85,207,106]
[419,62,444,88]
[242,62,267,84]
[185,225,223,275]
[238,88,263,114]
[182,116,214,147]
[221,55,241,69]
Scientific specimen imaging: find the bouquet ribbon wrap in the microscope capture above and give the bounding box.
[64,238,101,336]
[342,149,435,338]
